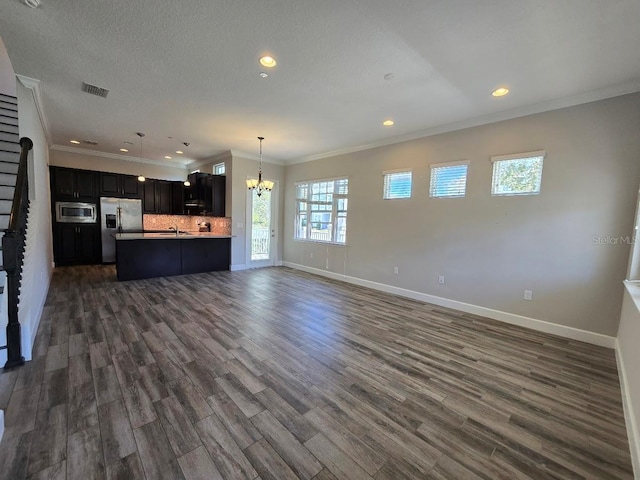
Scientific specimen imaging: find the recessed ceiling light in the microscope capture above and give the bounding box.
[164,156,172,159]
[383,120,394,126]
[70,140,80,144]
[120,148,129,152]
[259,56,277,68]
[492,87,510,97]
[259,72,268,78]
[176,150,183,154]
[123,141,134,145]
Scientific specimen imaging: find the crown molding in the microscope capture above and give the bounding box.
[229,149,286,166]
[287,80,640,166]
[186,150,232,170]
[16,75,52,145]
[50,144,190,170]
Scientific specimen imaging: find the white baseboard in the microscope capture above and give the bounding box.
[230,264,248,271]
[616,342,640,478]
[0,410,3,444]
[23,270,52,362]
[282,262,616,348]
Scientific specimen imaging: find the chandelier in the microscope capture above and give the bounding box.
[246,136,274,197]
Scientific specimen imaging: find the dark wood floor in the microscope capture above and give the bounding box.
[0,265,633,479]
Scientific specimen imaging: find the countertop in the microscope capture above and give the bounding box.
[113,231,233,240]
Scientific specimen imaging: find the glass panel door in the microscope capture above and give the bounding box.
[248,187,275,267]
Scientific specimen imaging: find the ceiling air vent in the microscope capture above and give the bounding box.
[82,82,109,98]
[83,140,99,146]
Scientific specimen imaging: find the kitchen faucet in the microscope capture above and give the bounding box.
[169,225,179,235]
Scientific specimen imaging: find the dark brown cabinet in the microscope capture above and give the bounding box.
[156,181,172,214]
[52,167,97,200]
[55,224,100,266]
[100,173,141,198]
[143,179,156,213]
[185,174,225,216]
[171,182,185,215]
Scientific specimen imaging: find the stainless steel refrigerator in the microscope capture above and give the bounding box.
[100,197,143,263]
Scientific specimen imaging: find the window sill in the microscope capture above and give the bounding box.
[624,280,640,312]
[293,238,347,247]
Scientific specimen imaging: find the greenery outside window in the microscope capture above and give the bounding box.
[491,151,545,196]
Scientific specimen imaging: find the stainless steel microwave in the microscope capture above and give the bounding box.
[55,201,97,223]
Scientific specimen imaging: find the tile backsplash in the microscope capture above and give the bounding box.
[143,214,231,235]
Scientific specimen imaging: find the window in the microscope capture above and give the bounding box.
[214,162,226,175]
[383,170,412,199]
[491,151,545,196]
[430,161,469,198]
[295,178,348,244]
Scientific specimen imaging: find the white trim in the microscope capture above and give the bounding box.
[50,144,191,169]
[491,150,546,163]
[0,410,4,444]
[286,81,640,166]
[24,269,52,361]
[16,75,52,145]
[382,168,412,175]
[430,159,470,168]
[230,264,249,271]
[616,341,640,478]
[282,261,616,348]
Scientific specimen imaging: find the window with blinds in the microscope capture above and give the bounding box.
[491,151,545,196]
[383,170,412,199]
[429,161,469,198]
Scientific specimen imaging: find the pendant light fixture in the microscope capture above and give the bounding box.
[246,136,274,197]
[136,132,146,182]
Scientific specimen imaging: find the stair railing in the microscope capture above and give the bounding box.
[1,137,33,369]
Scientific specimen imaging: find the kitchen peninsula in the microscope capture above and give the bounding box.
[114,232,231,281]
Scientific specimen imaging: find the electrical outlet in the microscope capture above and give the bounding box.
[310,252,313,258]
[393,266,399,275]
[325,258,329,269]
[524,290,533,300]
[438,275,445,284]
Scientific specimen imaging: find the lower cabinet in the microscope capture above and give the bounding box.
[55,224,100,266]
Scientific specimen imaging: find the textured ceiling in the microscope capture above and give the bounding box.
[1,0,640,165]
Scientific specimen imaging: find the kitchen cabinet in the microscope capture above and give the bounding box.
[52,167,97,201]
[171,182,185,215]
[143,179,156,213]
[185,173,225,216]
[100,172,142,198]
[156,180,172,214]
[143,179,174,214]
[54,224,100,266]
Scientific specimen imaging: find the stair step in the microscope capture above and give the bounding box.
[0,93,17,105]
[0,185,14,199]
[0,150,19,163]
[0,141,20,153]
[0,200,11,215]
[0,100,18,113]
[0,131,19,144]
[0,111,17,122]
[0,162,18,174]
[0,173,17,186]
[0,122,18,135]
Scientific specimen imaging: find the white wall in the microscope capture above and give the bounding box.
[14,80,53,360]
[284,93,640,339]
[49,148,188,181]
[0,36,16,96]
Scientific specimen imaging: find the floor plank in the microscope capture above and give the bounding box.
[0,265,633,480]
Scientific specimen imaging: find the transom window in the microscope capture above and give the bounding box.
[383,170,412,199]
[214,162,226,175]
[295,178,348,244]
[491,151,545,196]
[430,161,469,198]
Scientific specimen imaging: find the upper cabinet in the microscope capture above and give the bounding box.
[100,173,142,198]
[185,174,225,216]
[142,179,182,215]
[52,167,97,201]
[143,179,157,213]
